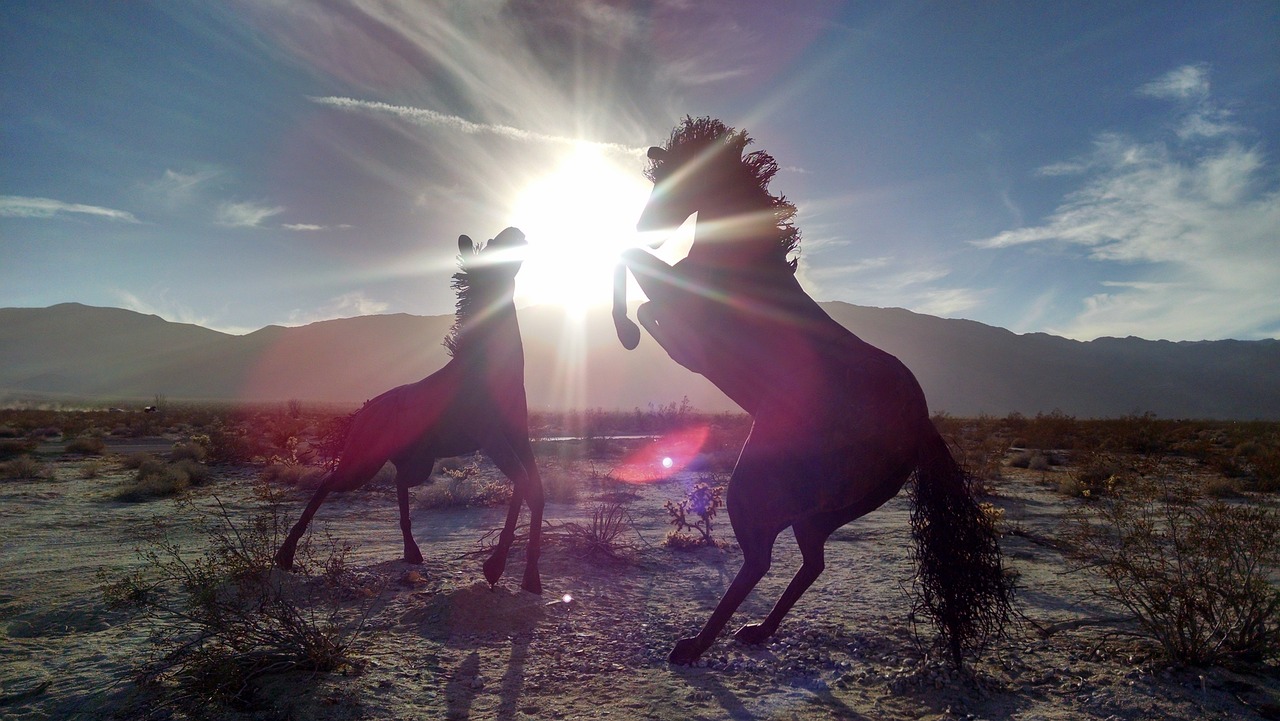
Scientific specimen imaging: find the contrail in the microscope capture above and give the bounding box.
[309,96,645,157]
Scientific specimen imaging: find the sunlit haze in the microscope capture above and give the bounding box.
[509,144,652,312]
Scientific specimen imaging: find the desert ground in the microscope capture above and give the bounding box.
[2,413,1279,720]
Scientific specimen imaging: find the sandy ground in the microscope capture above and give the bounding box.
[2,440,1279,720]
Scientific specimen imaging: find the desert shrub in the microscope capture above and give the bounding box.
[1063,477,1280,667]
[170,440,207,463]
[81,460,104,479]
[114,459,194,501]
[174,459,213,487]
[1009,450,1052,471]
[120,452,155,470]
[66,435,106,455]
[0,425,18,438]
[552,502,638,561]
[1250,447,1280,493]
[663,481,725,549]
[202,424,263,465]
[1062,452,1125,499]
[99,485,369,712]
[1203,476,1243,499]
[419,469,512,510]
[0,455,45,480]
[543,470,579,505]
[0,438,37,459]
[262,463,326,488]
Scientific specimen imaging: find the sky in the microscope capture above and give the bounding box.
[2,1,1277,341]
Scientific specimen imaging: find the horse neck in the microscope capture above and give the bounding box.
[457,291,525,376]
[687,191,782,268]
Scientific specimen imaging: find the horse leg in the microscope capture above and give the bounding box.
[397,478,424,565]
[670,456,785,664]
[512,434,545,595]
[734,510,847,644]
[481,437,541,593]
[670,528,778,664]
[275,478,333,570]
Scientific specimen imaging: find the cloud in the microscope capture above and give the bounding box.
[802,255,985,317]
[287,292,390,325]
[974,66,1280,340]
[309,96,647,157]
[1138,64,1211,101]
[0,195,140,222]
[282,222,353,232]
[215,200,285,228]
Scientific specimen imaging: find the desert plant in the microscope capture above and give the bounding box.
[99,485,370,711]
[114,459,198,501]
[663,481,725,549]
[553,501,639,561]
[0,438,37,459]
[262,463,327,488]
[170,440,207,463]
[0,455,45,480]
[65,435,106,455]
[1063,477,1280,666]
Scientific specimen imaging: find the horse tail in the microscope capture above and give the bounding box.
[908,420,1013,667]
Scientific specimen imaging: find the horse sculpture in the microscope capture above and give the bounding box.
[276,227,545,594]
[612,117,1011,666]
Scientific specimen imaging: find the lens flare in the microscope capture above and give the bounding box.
[614,425,710,483]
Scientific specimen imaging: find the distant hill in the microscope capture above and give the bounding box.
[1,302,1277,419]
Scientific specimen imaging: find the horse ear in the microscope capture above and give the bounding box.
[647,146,666,161]
[458,235,475,256]
[488,226,526,250]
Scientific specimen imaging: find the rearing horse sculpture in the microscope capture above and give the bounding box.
[276,227,545,594]
[613,117,1011,666]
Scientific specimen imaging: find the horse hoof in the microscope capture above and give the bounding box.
[404,550,424,565]
[733,623,771,645]
[274,552,294,571]
[521,577,542,595]
[482,556,505,586]
[668,637,704,665]
[615,318,641,350]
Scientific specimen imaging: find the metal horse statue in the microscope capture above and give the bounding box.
[613,118,1011,666]
[276,227,545,594]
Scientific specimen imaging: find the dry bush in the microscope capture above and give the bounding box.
[552,501,639,561]
[169,440,207,463]
[0,455,45,480]
[1063,477,1280,667]
[66,435,106,455]
[120,452,156,470]
[1060,452,1126,499]
[99,485,371,713]
[0,438,37,459]
[419,465,512,510]
[262,463,327,488]
[114,459,210,501]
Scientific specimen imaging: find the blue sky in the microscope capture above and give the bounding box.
[2,1,1277,341]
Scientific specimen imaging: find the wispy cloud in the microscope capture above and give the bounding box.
[0,195,140,222]
[287,291,390,325]
[282,222,353,232]
[309,96,646,157]
[803,256,986,317]
[974,64,1280,340]
[215,200,285,228]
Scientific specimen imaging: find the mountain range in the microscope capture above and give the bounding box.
[1,302,1277,419]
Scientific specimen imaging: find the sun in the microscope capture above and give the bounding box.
[508,143,652,313]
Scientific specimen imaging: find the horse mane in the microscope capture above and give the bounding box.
[646,116,801,271]
[442,254,476,357]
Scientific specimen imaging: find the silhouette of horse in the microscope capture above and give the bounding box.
[276,227,545,594]
[612,117,1011,666]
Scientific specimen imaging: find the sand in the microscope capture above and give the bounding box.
[2,442,1279,720]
